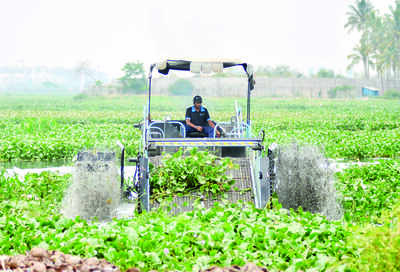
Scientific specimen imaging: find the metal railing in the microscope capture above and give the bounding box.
[148,121,186,139]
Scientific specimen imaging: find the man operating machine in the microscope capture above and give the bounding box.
[185,95,220,137]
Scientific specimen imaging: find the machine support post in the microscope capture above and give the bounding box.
[267,145,277,208]
[138,156,150,213]
[120,147,125,190]
[246,79,251,126]
[147,64,155,122]
[136,155,142,213]
[116,141,125,191]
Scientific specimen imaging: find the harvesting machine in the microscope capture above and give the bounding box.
[121,59,278,213]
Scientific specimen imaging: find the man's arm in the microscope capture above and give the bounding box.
[207,119,215,128]
[186,118,202,131]
[206,109,216,128]
[206,110,220,136]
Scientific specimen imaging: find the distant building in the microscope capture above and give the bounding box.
[361,86,379,97]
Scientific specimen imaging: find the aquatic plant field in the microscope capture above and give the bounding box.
[1,95,399,162]
[1,94,400,271]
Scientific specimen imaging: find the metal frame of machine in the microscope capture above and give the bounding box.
[120,59,277,213]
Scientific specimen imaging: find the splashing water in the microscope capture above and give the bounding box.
[275,143,342,220]
[62,151,121,221]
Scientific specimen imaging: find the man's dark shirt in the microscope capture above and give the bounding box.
[185,106,210,127]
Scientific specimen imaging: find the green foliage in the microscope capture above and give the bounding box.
[0,121,139,162]
[1,96,400,162]
[0,171,351,271]
[0,171,71,253]
[336,160,400,223]
[95,80,103,87]
[383,89,400,99]
[315,68,336,78]
[73,93,89,101]
[0,115,140,162]
[255,65,303,78]
[346,1,400,80]
[345,0,375,78]
[0,171,70,204]
[119,61,146,94]
[150,148,236,198]
[335,203,400,271]
[327,85,354,98]
[345,0,374,33]
[168,79,194,96]
[1,160,399,271]
[1,95,400,271]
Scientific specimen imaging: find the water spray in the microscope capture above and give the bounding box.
[61,150,121,221]
[275,142,342,220]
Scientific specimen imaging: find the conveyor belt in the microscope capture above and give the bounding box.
[149,156,254,214]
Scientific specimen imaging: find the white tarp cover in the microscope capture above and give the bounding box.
[155,59,255,90]
[189,62,223,73]
[157,59,246,74]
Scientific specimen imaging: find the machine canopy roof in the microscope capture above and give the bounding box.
[156,59,252,76]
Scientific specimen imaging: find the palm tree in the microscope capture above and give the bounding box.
[369,14,391,88]
[345,0,374,78]
[347,36,374,79]
[388,1,400,79]
[345,0,374,32]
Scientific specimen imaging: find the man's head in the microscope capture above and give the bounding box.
[193,95,202,109]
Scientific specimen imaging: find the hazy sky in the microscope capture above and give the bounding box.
[0,0,395,77]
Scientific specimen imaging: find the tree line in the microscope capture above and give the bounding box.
[346,0,400,80]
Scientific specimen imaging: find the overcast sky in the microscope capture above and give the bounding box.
[0,0,395,77]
